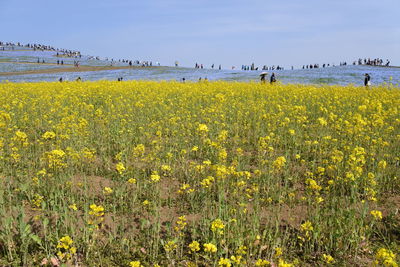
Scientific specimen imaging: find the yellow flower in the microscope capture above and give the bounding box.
[31,194,44,209]
[273,156,286,170]
[164,240,177,252]
[378,160,387,170]
[13,130,29,146]
[275,247,283,257]
[375,248,397,267]
[115,162,125,175]
[203,160,212,165]
[315,196,324,204]
[204,243,217,253]
[45,149,66,168]
[322,254,335,264]
[211,218,225,234]
[278,259,294,267]
[150,173,161,182]
[306,178,321,191]
[231,255,244,264]
[189,241,200,252]
[236,245,247,255]
[317,117,328,126]
[370,210,383,220]
[88,204,105,225]
[301,221,314,232]
[128,178,137,184]
[103,187,113,195]
[218,258,232,267]
[132,144,145,157]
[42,131,56,140]
[175,215,187,232]
[69,203,78,211]
[56,235,76,261]
[201,176,215,188]
[129,261,143,267]
[161,164,172,174]
[255,259,271,266]
[197,124,209,134]
[57,236,73,249]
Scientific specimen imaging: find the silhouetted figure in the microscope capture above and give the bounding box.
[76,77,82,82]
[270,73,277,84]
[364,73,371,87]
[260,72,268,84]
[59,77,63,82]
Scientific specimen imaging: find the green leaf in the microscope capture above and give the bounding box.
[29,234,42,245]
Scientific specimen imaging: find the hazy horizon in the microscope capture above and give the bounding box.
[1,0,399,69]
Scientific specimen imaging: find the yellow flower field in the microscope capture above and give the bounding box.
[0,81,399,266]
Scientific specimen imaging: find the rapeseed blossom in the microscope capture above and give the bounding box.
[115,162,125,175]
[150,173,161,182]
[42,131,56,140]
[204,243,217,253]
[57,236,76,261]
[197,124,209,134]
[375,248,398,267]
[103,187,113,195]
[1,81,399,266]
[273,156,286,170]
[255,259,271,266]
[211,218,225,234]
[322,254,335,264]
[188,241,200,252]
[218,258,232,267]
[370,210,383,220]
[130,261,143,267]
[164,240,177,252]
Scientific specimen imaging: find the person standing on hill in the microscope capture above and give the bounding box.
[270,73,277,84]
[259,72,267,84]
[364,73,371,87]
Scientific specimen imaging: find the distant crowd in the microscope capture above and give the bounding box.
[191,57,392,71]
[0,41,81,57]
[355,58,390,66]
[0,40,157,68]
[195,63,222,70]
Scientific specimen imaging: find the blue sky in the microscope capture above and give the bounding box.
[1,0,399,68]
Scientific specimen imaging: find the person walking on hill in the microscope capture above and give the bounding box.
[364,73,371,87]
[270,73,277,84]
[259,72,268,84]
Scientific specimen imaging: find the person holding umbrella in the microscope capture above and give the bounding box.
[260,72,268,84]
